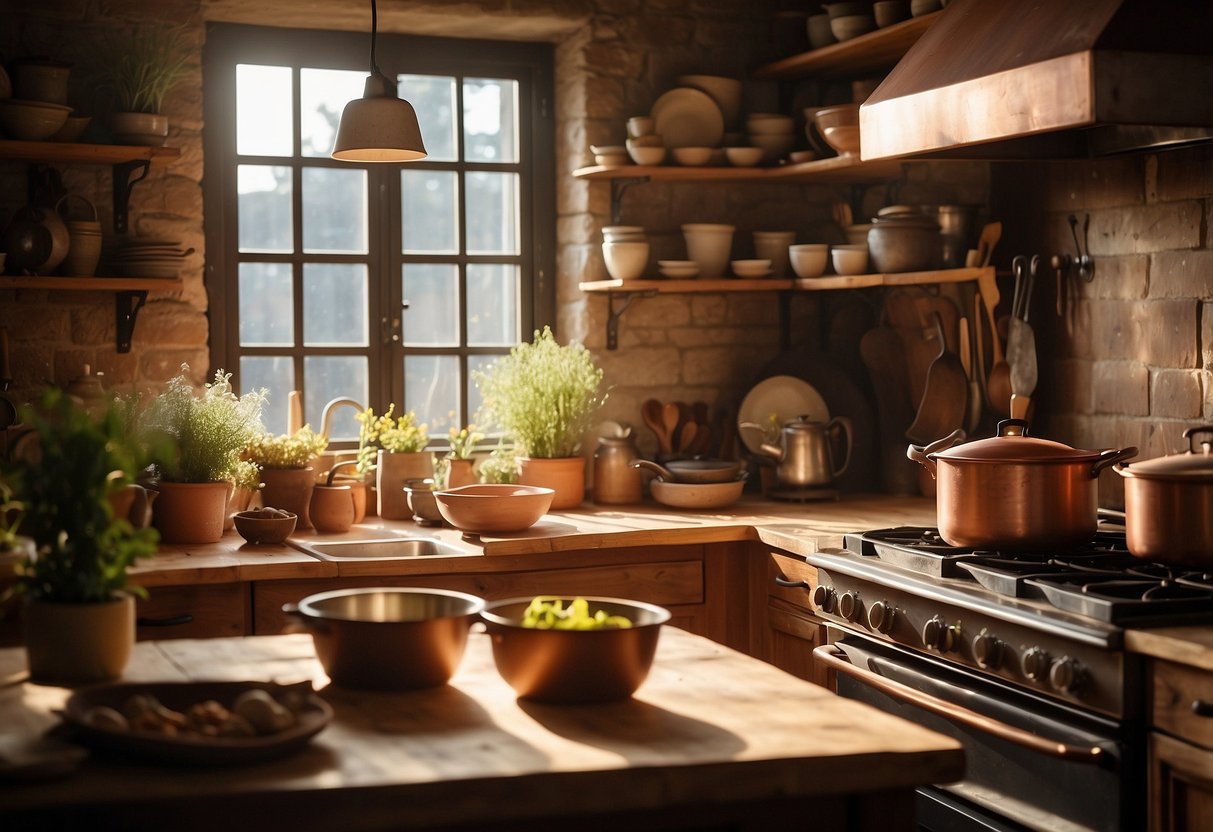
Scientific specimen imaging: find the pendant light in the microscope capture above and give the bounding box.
[332,0,427,162]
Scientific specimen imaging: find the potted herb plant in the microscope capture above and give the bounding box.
[91,24,193,147]
[225,458,262,531]
[473,326,606,508]
[141,365,266,543]
[243,426,328,529]
[359,405,430,520]
[6,390,159,683]
[442,421,483,489]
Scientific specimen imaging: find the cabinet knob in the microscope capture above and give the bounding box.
[1192,700,1213,718]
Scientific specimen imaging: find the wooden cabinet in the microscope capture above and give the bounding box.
[761,551,829,686]
[1148,659,1213,832]
[136,583,250,640]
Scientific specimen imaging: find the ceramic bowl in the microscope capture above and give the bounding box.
[0,98,71,141]
[657,259,700,279]
[813,103,861,133]
[681,223,735,280]
[748,133,796,165]
[874,0,911,27]
[590,144,629,167]
[626,116,655,138]
[911,0,943,16]
[789,244,830,278]
[433,484,555,533]
[671,146,713,166]
[732,259,772,278]
[788,150,817,164]
[480,596,671,703]
[602,225,646,243]
[50,113,91,143]
[602,241,650,281]
[831,14,877,41]
[746,114,795,136]
[831,244,870,276]
[233,509,298,545]
[626,133,664,147]
[725,146,764,167]
[807,13,837,48]
[822,125,861,156]
[625,142,666,166]
[650,477,746,510]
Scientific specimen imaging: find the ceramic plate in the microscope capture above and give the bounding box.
[737,375,830,454]
[650,87,724,149]
[60,680,332,766]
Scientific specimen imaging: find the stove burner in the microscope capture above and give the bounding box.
[1024,574,1213,623]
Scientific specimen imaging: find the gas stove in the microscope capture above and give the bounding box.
[808,526,1213,720]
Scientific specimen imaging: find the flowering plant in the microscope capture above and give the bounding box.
[446,421,483,460]
[477,439,519,484]
[244,426,328,469]
[357,404,428,455]
[473,326,606,459]
[230,459,263,492]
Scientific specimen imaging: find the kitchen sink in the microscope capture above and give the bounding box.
[290,537,468,561]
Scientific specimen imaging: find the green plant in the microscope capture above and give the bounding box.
[478,439,518,484]
[92,24,194,114]
[244,426,328,469]
[473,326,606,459]
[446,420,483,460]
[360,404,429,454]
[230,459,263,493]
[141,365,266,484]
[7,390,159,603]
[0,481,26,552]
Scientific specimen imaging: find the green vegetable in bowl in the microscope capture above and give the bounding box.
[520,597,632,630]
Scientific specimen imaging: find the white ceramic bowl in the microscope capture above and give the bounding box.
[671,146,713,166]
[627,116,655,138]
[789,244,830,279]
[626,133,664,148]
[725,146,763,167]
[748,133,796,165]
[681,224,735,280]
[746,113,795,135]
[731,259,772,278]
[602,225,646,243]
[788,150,817,164]
[831,13,876,41]
[0,98,71,141]
[657,259,700,279]
[602,241,650,281]
[831,244,870,276]
[626,142,666,166]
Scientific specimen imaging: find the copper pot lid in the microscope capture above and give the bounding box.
[931,419,1108,464]
[1116,426,1213,481]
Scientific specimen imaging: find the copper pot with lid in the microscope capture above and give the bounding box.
[1114,426,1213,566]
[908,420,1137,550]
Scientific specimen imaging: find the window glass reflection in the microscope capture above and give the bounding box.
[305,356,368,442]
[238,165,293,253]
[405,355,458,435]
[464,77,518,163]
[237,64,293,157]
[240,356,293,435]
[302,167,368,253]
[304,263,368,346]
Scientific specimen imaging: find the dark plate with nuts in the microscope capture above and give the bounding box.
[59,680,331,765]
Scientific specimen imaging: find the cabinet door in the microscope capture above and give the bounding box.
[136,583,249,640]
[1152,660,1213,751]
[767,603,828,687]
[1151,732,1213,832]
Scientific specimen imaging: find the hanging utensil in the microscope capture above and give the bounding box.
[661,401,680,451]
[641,398,671,456]
[905,312,969,445]
[1007,255,1039,421]
[977,221,1002,268]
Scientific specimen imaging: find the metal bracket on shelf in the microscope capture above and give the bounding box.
[112,159,151,234]
[609,177,649,225]
[605,290,655,350]
[115,290,149,353]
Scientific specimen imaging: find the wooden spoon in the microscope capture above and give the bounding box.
[662,402,681,451]
[977,221,1002,268]
[641,399,671,455]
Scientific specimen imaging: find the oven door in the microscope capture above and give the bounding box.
[815,635,1142,832]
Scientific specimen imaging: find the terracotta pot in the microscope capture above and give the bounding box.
[376,451,433,520]
[1115,425,1213,566]
[445,458,477,489]
[908,420,1136,550]
[153,481,233,544]
[260,466,317,529]
[310,484,355,534]
[24,594,135,684]
[517,456,586,509]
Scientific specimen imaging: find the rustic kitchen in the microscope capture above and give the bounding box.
[0,0,1210,830]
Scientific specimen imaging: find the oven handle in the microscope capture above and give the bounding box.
[814,644,1108,765]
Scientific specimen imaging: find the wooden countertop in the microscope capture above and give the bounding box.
[0,629,963,830]
[130,494,937,586]
[1126,626,1213,671]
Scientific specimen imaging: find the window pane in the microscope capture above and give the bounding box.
[301,67,366,158]
[237,65,293,156]
[467,264,518,346]
[401,74,456,162]
[467,354,500,432]
[465,171,518,254]
[241,356,293,435]
[302,167,367,254]
[304,356,368,441]
[401,170,458,253]
[304,263,368,346]
[239,263,294,346]
[405,355,458,434]
[464,77,518,163]
[238,165,293,253]
[402,263,459,346]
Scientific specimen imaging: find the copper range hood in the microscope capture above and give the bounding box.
[860,0,1213,160]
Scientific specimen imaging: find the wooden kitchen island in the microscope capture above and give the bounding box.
[0,628,963,832]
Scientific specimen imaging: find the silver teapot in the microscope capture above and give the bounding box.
[752,415,852,488]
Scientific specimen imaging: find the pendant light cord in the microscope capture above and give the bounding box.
[369,0,380,75]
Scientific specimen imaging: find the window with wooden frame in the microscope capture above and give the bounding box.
[203,24,555,446]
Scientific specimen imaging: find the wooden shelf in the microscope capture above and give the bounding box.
[580,277,794,294]
[0,140,180,166]
[793,266,994,291]
[0,276,181,291]
[573,153,904,185]
[751,12,939,81]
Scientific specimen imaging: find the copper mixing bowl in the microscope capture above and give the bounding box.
[481,596,671,704]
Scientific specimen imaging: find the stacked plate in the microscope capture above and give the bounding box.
[108,238,193,278]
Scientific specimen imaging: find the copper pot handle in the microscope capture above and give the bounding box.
[814,644,1109,765]
[1184,426,1213,453]
[281,603,330,635]
[906,428,966,477]
[1092,447,1137,477]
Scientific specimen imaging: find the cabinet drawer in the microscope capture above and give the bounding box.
[136,583,249,640]
[1151,660,1213,751]
[768,553,817,612]
[253,560,704,635]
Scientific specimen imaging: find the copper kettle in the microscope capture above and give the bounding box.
[751,415,852,488]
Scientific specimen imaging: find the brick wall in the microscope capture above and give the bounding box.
[992,143,1212,508]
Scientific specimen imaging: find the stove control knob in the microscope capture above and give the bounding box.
[973,631,1001,669]
[838,591,862,622]
[812,585,836,614]
[921,616,956,651]
[1022,647,1051,682]
[867,601,894,633]
[1049,656,1084,694]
